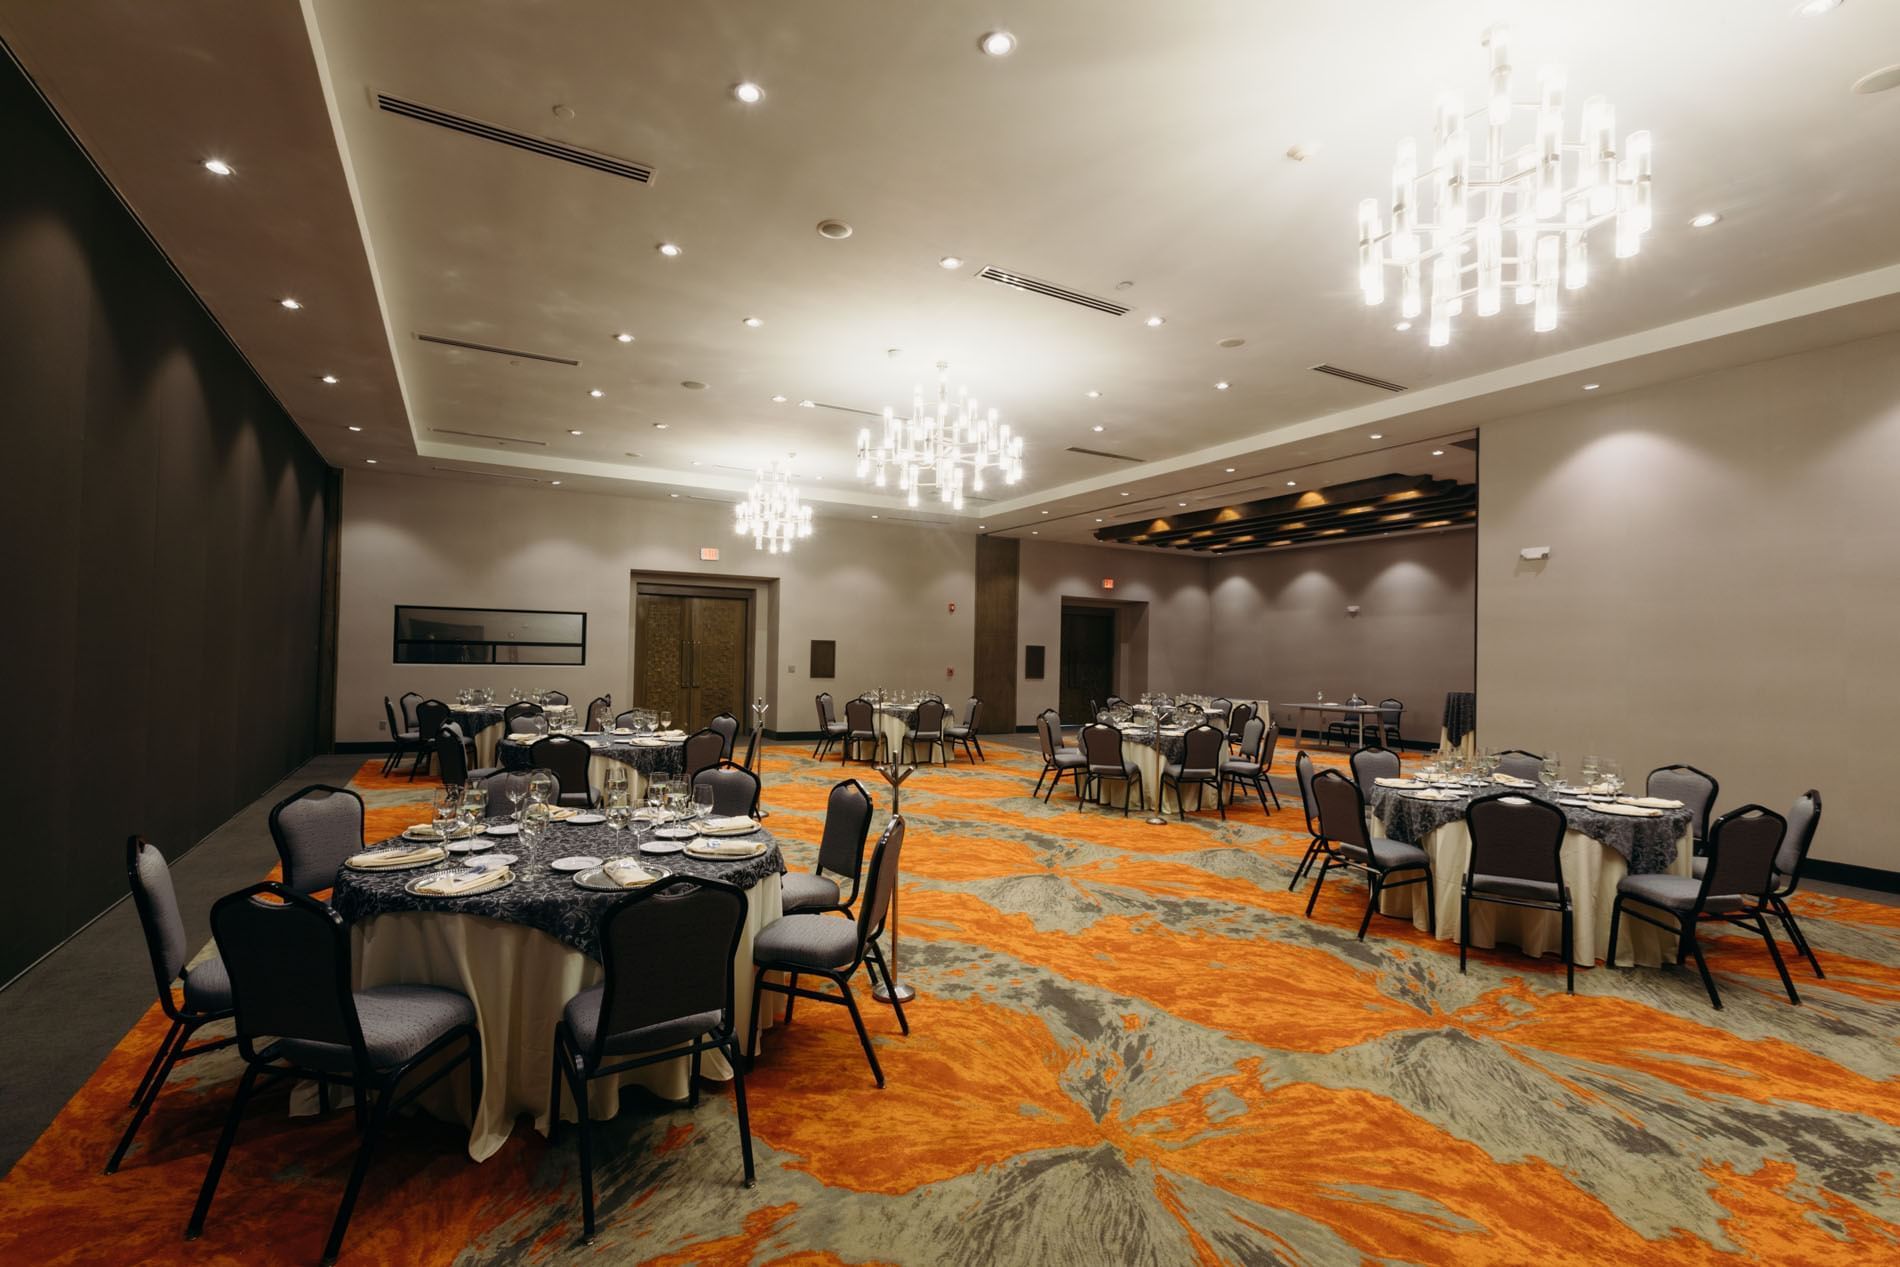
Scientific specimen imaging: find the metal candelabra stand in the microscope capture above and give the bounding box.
[869,758,917,1003]
[749,698,770,819]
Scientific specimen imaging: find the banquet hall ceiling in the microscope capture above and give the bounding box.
[5,0,1900,546]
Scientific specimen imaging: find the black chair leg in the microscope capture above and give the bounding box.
[783,972,798,1026]
[1421,868,1436,937]
[128,1017,184,1110]
[973,735,986,762]
[1031,767,1049,799]
[1606,897,1625,969]
[726,1038,757,1187]
[568,1060,598,1243]
[186,1062,261,1241]
[1755,914,1801,1005]
[746,968,768,1064]
[1774,897,1825,979]
[546,1030,565,1144]
[1458,890,1470,975]
[1356,875,1381,940]
[868,941,909,1035]
[1561,907,1575,994]
[1685,931,1723,1009]
[1266,778,1281,811]
[689,1046,702,1107]
[1304,858,1332,917]
[836,976,885,1088]
[322,1085,390,1265]
[1288,840,1319,891]
[108,1019,192,1173]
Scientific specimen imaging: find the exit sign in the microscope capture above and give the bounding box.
[1102,578,1115,590]
[700,547,720,561]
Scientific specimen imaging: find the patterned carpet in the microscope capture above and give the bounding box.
[3,742,1898,1265]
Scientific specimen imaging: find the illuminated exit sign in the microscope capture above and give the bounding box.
[700,547,720,562]
[1102,578,1115,590]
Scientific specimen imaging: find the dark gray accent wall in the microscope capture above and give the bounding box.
[0,51,333,984]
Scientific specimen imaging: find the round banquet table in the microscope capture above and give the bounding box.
[1118,728,1190,814]
[448,706,506,768]
[330,817,786,1161]
[1365,781,1694,967]
[497,732,686,797]
[871,704,916,762]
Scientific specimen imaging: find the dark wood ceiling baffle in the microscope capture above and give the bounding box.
[1092,473,1476,554]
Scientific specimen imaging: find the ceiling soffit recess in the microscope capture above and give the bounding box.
[1094,473,1476,554]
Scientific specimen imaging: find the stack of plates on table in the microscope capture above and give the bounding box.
[1374,777,1422,789]
[402,822,477,843]
[1491,773,1537,788]
[574,860,672,891]
[1595,801,1663,817]
[698,816,759,837]
[346,843,446,871]
[546,806,582,821]
[685,838,767,860]
[1618,795,1683,809]
[406,867,513,898]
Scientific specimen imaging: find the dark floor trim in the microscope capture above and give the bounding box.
[1806,859,1900,894]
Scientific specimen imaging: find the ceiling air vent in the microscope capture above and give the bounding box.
[1310,363,1408,393]
[799,400,883,419]
[376,93,654,183]
[429,466,544,482]
[415,333,579,366]
[1065,445,1144,463]
[429,428,548,447]
[977,267,1130,317]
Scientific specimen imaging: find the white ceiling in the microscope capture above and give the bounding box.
[5,0,1900,547]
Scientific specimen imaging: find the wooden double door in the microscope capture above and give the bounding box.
[633,586,751,733]
[1059,605,1117,723]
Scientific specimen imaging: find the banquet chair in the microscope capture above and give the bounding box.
[397,691,422,734]
[1324,694,1369,747]
[708,712,740,760]
[1647,763,1720,854]
[1105,695,1128,711]
[1078,722,1145,816]
[380,697,419,776]
[410,699,451,780]
[434,727,500,787]
[1207,697,1233,720]
[107,837,238,1175]
[1759,789,1826,977]
[477,768,561,817]
[188,884,481,1264]
[1607,804,1797,1010]
[841,697,883,765]
[782,779,873,916]
[749,817,910,1086]
[812,692,848,759]
[1463,794,1575,993]
[735,726,760,774]
[543,691,569,706]
[549,877,754,1242]
[693,765,761,818]
[904,698,948,765]
[683,728,726,781]
[1162,724,1226,819]
[1493,750,1546,782]
[1225,702,1257,754]
[1288,751,1327,890]
[612,710,650,731]
[268,785,365,895]
[945,697,985,763]
[1304,770,1435,940]
[1375,698,1405,748]
[585,695,612,731]
[529,736,600,807]
[1032,713,1086,802]
[1219,718,1279,813]
[1350,746,1402,799]
[503,701,544,734]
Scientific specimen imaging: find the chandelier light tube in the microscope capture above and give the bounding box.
[733,458,813,554]
[855,362,1024,512]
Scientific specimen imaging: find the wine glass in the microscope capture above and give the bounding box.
[645,778,666,816]
[1581,754,1601,790]
[694,784,715,820]
[606,801,631,836]
[1541,751,1562,786]
[527,769,557,810]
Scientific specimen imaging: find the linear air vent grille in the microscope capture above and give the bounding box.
[1065,445,1144,463]
[800,400,884,419]
[428,466,544,482]
[415,333,579,366]
[376,93,654,183]
[1310,363,1408,393]
[977,268,1130,317]
[429,428,549,447]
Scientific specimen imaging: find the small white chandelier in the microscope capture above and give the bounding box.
[1357,26,1651,346]
[733,458,812,554]
[856,361,1024,511]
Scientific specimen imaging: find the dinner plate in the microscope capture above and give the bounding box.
[405,868,515,899]
[550,855,602,872]
[402,824,476,843]
[465,852,518,867]
[632,737,668,747]
[697,818,761,837]
[684,841,768,861]
[637,838,685,854]
[483,822,521,836]
[566,812,607,825]
[652,825,698,841]
[573,863,673,892]
[446,838,485,854]
[345,846,446,872]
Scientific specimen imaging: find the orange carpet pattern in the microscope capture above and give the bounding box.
[3,742,1897,1265]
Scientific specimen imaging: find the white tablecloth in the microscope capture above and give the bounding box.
[461,721,502,769]
[1119,739,1181,814]
[345,872,783,1162]
[1377,822,1693,967]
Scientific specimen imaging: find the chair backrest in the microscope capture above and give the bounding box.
[1378,698,1404,730]
[210,882,366,1068]
[529,735,592,797]
[708,712,739,758]
[1345,693,1366,707]
[586,695,612,730]
[1295,750,1320,835]
[383,696,405,736]
[434,727,470,785]
[1647,764,1720,842]
[816,691,836,727]
[478,768,560,812]
[1035,713,1058,760]
[1310,770,1369,848]
[1179,724,1225,775]
[1227,701,1257,739]
[1105,695,1127,710]
[414,698,450,743]
[588,876,747,1065]
[845,697,875,733]
[856,816,907,949]
[1777,789,1822,884]
[1466,794,1566,886]
[126,836,192,1014]
[817,779,874,903]
[683,728,726,778]
[1350,746,1401,796]
[504,701,544,732]
[962,697,983,732]
[737,726,760,772]
[693,765,761,817]
[1260,723,1281,772]
[268,784,365,894]
[1700,805,1787,901]
[1079,723,1125,774]
[612,710,641,730]
[1208,697,1232,716]
[398,692,421,730]
[1494,750,1545,781]
[543,690,569,706]
[914,698,946,733]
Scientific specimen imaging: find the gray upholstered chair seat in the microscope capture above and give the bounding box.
[825,720,848,735]
[273,984,476,1074]
[1050,749,1087,770]
[556,785,604,809]
[781,872,843,914]
[1220,759,1262,777]
[397,728,419,741]
[1469,873,1563,903]
[181,955,233,1012]
[1164,762,1218,780]
[945,724,973,738]
[1091,762,1140,779]
[1690,855,1790,887]
[1618,873,1745,913]
[467,765,503,781]
[563,984,720,1058]
[1337,838,1428,869]
[753,913,858,971]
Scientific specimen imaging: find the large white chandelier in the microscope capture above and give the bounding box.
[1357,26,1651,346]
[733,459,812,554]
[856,362,1023,511]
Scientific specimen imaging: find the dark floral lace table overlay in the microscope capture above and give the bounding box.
[497,736,686,778]
[1367,785,1688,874]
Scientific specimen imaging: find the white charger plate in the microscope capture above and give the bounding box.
[637,839,685,854]
[405,868,515,898]
[684,841,768,861]
[574,863,673,892]
[465,852,518,867]
[484,822,521,836]
[566,812,606,825]
[652,825,697,841]
[550,855,602,872]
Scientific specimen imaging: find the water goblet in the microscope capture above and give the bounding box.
[694,785,715,820]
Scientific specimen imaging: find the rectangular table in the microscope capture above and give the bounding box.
[1287,702,1388,749]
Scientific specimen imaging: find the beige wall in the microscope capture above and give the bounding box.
[1208,532,1476,745]
[337,471,976,741]
[1478,329,1900,871]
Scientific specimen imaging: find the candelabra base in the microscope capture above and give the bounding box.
[1145,814,1170,826]
[872,981,916,1004]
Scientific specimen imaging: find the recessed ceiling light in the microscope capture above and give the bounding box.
[771,394,788,403]
[817,220,854,239]
[347,425,363,432]
[1286,480,1297,487]
[569,429,584,436]
[1040,510,1049,515]
[1091,424,1105,433]
[1432,449,1445,456]
[1224,467,1236,473]
[1177,501,1188,508]
[1394,321,1412,332]
[1368,433,1383,439]
[670,493,679,498]
[871,514,880,519]
[589,389,604,398]
[614,332,634,343]
[1120,492,1130,497]
[681,380,707,391]
[731,81,764,103]
[202,158,233,176]
[1030,530,1039,535]
[1796,0,1843,15]
[1214,381,1230,390]
[1084,390,1101,399]
[654,423,669,430]
[939,256,963,269]
[364,458,377,464]
[550,480,562,486]
[979,524,986,529]
[1583,383,1600,391]
[797,399,815,408]
[1095,518,1103,522]
[1851,64,1900,94]
[656,242,682,257]
[320,374,338,385]
[279,298,302,310]
[1144,315,1166,327]
[742,316,763,328]
[1689,213,1722,229]
[979,30,1016,56]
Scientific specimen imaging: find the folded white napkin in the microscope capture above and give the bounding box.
[1374,777,1421,788]
[1595,801,1661,817]
[1619,795,1683,809]
[604,860,658,887]
[658,730,687,740]
[417,867,509,896]
[1492,773,1535,787]
[349,844,445,869]
[1409,788,1459,801]
[691,839,761,856]
[701,816,757,833]
[404,823,446,839]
